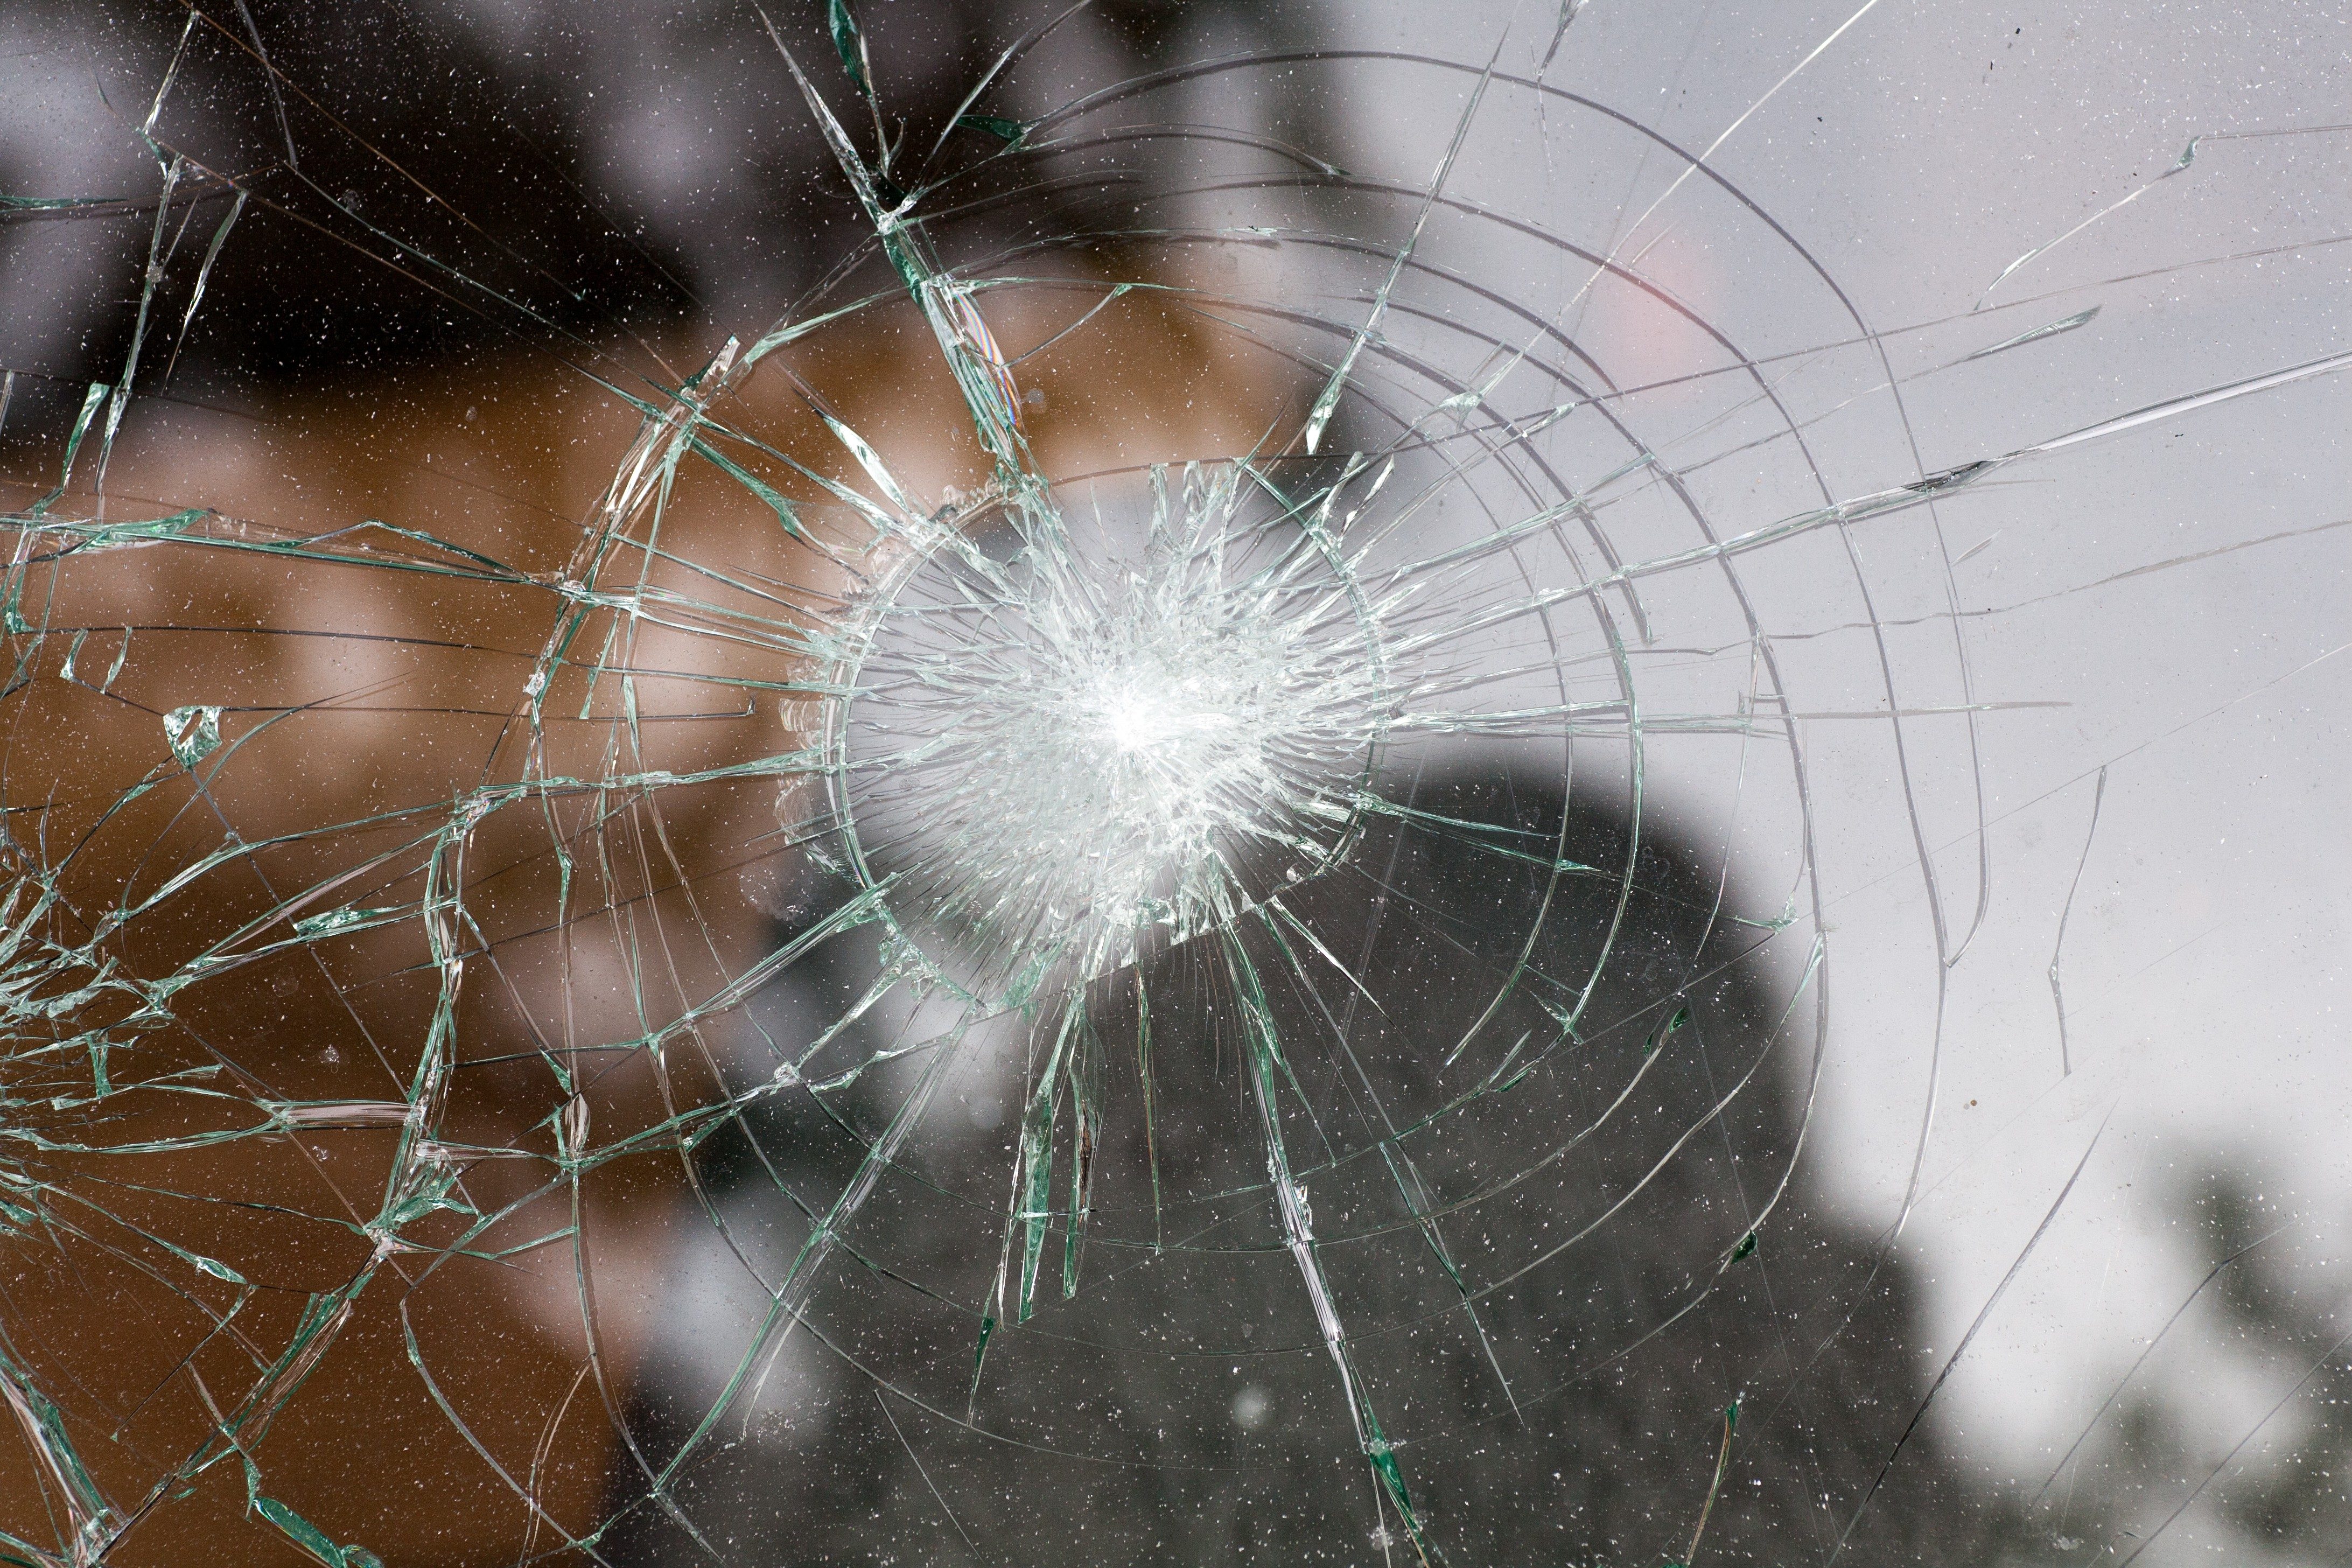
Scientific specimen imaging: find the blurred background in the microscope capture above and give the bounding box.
[2,2,2349,1565]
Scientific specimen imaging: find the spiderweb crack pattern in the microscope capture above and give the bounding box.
[0,3,2344,1565]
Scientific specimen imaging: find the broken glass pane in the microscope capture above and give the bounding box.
[0,2,2345,1564]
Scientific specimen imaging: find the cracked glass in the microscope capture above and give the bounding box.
[0,2,2347,1564]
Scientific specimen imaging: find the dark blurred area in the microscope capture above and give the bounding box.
[601,770,2034,1564]
[0,0,1289,423]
